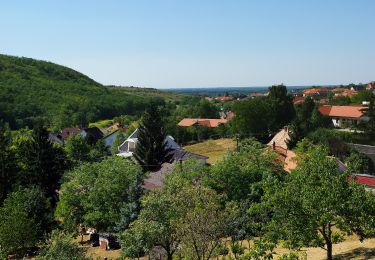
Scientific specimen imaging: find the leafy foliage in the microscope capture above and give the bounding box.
[0,54,169,129]
[56,157,142,232]
[37,231,88,260]
[0,121,16,204]
[121,165,236,260]
[14,127,69,203]
[250,146,375,260]
[0,187,52,258]
[204,138,284,202]
[287,97,332,149]
[232,85,295,142]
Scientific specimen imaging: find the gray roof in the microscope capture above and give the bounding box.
[348,143,375,166]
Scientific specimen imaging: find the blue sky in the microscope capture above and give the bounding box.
[1,0,374,88]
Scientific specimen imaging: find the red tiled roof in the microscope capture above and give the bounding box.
[366,82,375,90]
[318,98,329,104]
[61,127,81,140]
[249,93,265,97]
[334,90,358,97]
[349,174,375,187]
[318,105,366,119]
[293,96,305,104]
[332,87,348,92]
[226,111,235,121]
[214,96,234,101]
[178,118,228,128]
[303,88,330,95]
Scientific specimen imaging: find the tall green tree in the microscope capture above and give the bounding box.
[121,164,237,260]
[250,146,375,260]
[204,138,284,202]
[15,127,68,203]
[232,98,273,142]
[64,134,91,166]
[56,157,141,232]
[196,99,219,118]
[0,187,52,258]
[134,104,172,171]
[121,188,180,260]
[268,85,295,132]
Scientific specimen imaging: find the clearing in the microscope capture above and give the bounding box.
[183,138,236,164]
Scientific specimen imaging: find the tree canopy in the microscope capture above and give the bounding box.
[56,156,142,232]
[250,146,375,260]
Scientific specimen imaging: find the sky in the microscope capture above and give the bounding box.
[1,0,374,88]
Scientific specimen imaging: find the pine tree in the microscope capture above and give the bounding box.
[16,127,68,204]
[134,104,172,171]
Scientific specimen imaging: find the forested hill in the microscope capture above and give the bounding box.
[0,54,180,129]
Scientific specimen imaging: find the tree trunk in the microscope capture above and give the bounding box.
[326,223,333,260]
[326,240,333,260]
[167,252,173,260]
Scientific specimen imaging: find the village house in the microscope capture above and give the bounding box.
[117,128,208,190]
[60,126,104,143]
[117,128,181,157]
[292,96,305,104]
[80,127,104,143]
[178,116,229,128]
[103,129,126,149]
[61,127,81,140]
[334,89,358,97]
[303,87,330,98]
[214,96,234,101]
[318,105,368,128]
[117,128,207,163]
[248,92,265,98]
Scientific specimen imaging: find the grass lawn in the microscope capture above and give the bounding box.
[89,119,114,130]
[183,138,236,164]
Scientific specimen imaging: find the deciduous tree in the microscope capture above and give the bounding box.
[56,157,141,232]
[250,146,375,260]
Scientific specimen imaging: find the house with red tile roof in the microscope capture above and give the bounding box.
[214,96,234,101]
[249,92,265,98]
[334,90,358,97]
[178,118,228,128]
[332,87,349,93]
[318,105,368,128]
[293,96,305,104]
[366,82,375,90]
[349,174,375,193]
[61,127,81,140]
[303,87,330,98]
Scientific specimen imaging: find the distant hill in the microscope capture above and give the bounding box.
[0,54,185,129]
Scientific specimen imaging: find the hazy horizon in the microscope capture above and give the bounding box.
[1,0,374,88]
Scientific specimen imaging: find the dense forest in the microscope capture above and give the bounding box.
[0,54,184,130]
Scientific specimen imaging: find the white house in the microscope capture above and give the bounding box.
[117,128,181,158]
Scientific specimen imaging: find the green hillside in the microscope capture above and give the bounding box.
[0,54,183,129]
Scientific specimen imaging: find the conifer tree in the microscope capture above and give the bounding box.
[134,104,172,171]
[16,126,68,203]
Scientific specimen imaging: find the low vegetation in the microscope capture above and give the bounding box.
[183,138,236,164]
